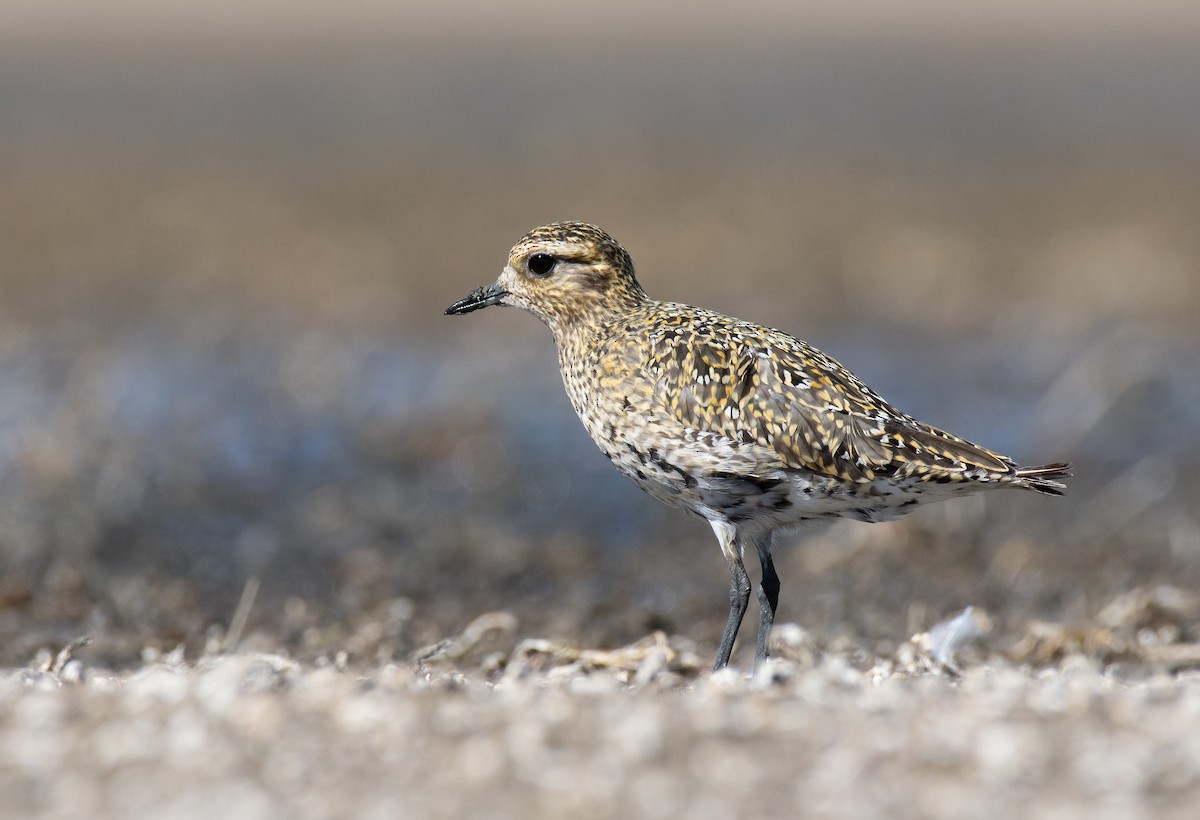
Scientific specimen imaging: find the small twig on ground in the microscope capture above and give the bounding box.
[224,576,261,652]
[51,636,93,675]
[410,611,518,663]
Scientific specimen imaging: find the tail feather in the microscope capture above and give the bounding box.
[1014,462,1073,496]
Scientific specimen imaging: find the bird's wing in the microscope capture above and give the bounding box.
[647,317,1015,484]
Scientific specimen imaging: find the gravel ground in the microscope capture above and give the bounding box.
[5,628,1200,820]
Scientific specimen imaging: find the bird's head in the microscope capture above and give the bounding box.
[445,222,647,328]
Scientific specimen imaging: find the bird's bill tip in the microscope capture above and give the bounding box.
[445,282,509,315]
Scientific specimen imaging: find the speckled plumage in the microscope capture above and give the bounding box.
[447,221,1071,670]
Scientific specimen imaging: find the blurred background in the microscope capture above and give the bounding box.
[2,1,1198,668]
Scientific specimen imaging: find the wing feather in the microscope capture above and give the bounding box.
[647,317,1017,484]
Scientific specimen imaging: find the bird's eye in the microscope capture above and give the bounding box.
[527,253,556,277]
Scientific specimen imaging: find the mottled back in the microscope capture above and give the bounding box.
[638,305,1017,485]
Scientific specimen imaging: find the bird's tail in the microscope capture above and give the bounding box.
[1015,462,1073,496]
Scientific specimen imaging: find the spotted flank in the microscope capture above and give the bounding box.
[447,221,1072,671]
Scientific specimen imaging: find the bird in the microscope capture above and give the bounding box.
[446,221,1071,671]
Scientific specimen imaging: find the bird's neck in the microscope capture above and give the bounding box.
[546,290,651,350]
[552,292,657,360]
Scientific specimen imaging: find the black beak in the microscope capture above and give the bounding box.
[445,282,509,315]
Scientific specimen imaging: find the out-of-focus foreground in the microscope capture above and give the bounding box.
[2,3,1200,818]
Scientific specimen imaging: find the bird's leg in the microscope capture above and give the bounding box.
[715,553,751,671]
[753,535,780,669]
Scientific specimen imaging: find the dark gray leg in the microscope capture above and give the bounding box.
[753,535,780,668]
[714,554,751,671]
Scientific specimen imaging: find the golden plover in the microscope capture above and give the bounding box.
[446,222,1071,671]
